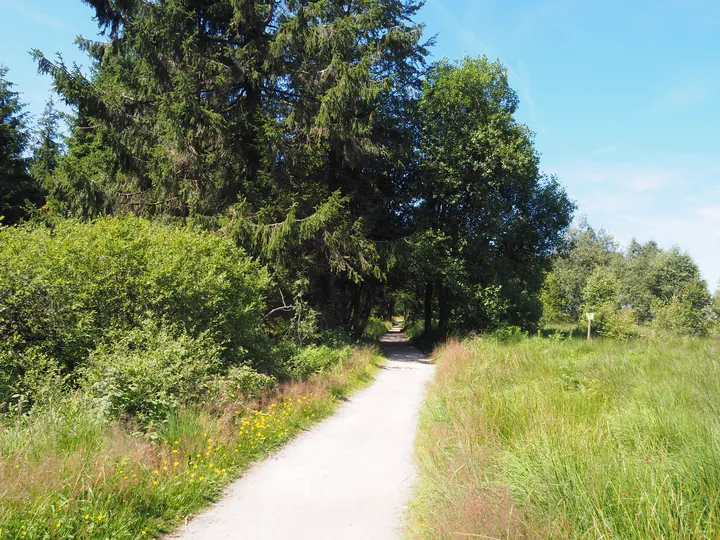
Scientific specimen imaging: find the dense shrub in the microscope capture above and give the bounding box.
[577,267,639,339]
[285,345,353,380]
[581,303,639,339]
[362,316,390,340]
[81,322,223,426]
[0,216,270,369]
[0,341,64,415]
[213,365,278,400]
[319,326,352,348]
[0,216,271,412]
[652,295,709,336]
[490,326,527,343]
[404,320,426,341]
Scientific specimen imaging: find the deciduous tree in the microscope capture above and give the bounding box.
[411,57,573,334]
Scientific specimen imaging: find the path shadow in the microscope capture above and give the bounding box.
[379,329,434,365]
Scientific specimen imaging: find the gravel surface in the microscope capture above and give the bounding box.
[170,329,434,540]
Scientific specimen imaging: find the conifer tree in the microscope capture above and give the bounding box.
[0,67,42,224]
[34,0,428,337]
[30,96,64,190]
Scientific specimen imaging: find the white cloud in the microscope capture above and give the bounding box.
[551,161,678,192]
[652,83,715,111]
[552,160,720,288]
[610,212,720,289]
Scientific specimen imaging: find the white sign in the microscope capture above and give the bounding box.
[586,312,595,321]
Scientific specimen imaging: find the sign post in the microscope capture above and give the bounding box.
[586,312,595,342]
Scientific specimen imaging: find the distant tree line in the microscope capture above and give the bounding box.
[540,218,719,336]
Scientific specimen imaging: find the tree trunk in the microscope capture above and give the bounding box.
[424,280,434,334]
[353,281,378,340]
[438,280,450,339]
[349,283,363,337]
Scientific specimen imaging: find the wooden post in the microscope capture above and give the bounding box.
[586,312,594,342]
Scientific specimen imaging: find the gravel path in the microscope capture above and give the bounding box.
[171,328,435,540]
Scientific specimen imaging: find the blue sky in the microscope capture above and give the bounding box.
[1,0,718,289]
[420,0,720,289]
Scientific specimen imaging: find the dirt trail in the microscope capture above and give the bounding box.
[171,328,434,540]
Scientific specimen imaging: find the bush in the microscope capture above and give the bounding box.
[583,303,639,339]
[404,320,425,340]
[652,296,709,336]
[285,345,353,380]
[214,365,278,400]
[0,341,64,416]
[582,267,621,309]
[362,316,389,340]
[490,326,527,343]
[603,306,639,339]
[0,216,270,374]
[319,326,352,349]
[81,322,224,427]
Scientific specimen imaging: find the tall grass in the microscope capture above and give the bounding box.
[408,334,720,539]
[0,347,383,539]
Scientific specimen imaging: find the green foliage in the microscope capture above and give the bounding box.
[404,320,425,341]
[362,316,390,341]
[0,216,270,410]
[0,346,382,539]
[542,221,711,336]
[32,0,428,339]
[214,365,278,401]
[588,304,639,339]
[645,249,711,336]
[581,266,621,310]
[620,239,662,320]
[399,56,573,336]
[285,345,353,381]
[577,267,639,338]
[30,96,64,191]
[652,295,708,336]
[540,271,567,324]
[81,322,223,427]
[711,285,720,329]
[0,341,64,416]
[541,219,620,322]
[490,326,527,343]
[0,66,43,224]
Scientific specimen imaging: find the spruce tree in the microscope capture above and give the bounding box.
[30,96,64,191]
[0,66,42,224]
[34,0,428,337]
